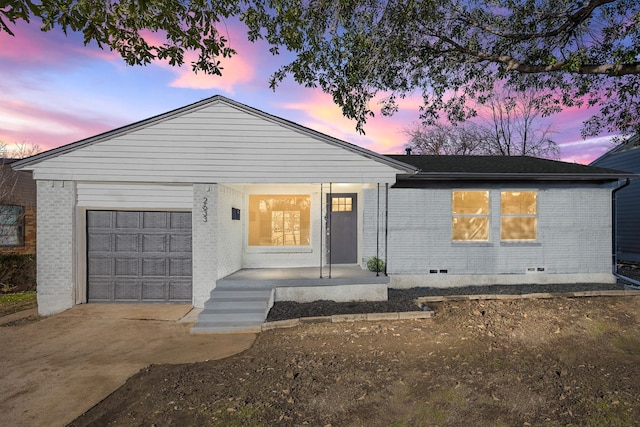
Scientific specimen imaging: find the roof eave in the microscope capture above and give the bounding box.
[399,172,638,181]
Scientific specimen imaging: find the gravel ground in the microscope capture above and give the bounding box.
[618,263,640,283]
[266,264,640,322]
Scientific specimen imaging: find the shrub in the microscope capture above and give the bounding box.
[367,257,385,273]
[0,254,36,293]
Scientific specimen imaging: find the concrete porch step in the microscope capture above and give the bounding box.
[215,281,277,289]
[197,309,265,322]
[204,297,270,311]
[209,288,273,299]
[192,284,274,333]
[191,320,263,334]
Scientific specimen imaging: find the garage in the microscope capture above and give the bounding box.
[87,210,192,303]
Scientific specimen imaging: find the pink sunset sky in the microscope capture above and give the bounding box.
[0,18,620,164]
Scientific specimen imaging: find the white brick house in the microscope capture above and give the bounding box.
[13,96,633,323]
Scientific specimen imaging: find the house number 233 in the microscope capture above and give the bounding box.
[202,197,208,223]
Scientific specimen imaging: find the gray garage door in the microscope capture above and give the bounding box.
[87,211,192,303]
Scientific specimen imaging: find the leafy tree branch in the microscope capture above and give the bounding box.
[1,0,638,138]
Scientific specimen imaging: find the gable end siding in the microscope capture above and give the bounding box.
[26,102,405,184]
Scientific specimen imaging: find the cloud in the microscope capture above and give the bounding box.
[276,90,417,154]
[0,19,117,70]
[0,96,122,151]
[168,54,255,92]
[137,23,259,92]
[558,135,616,164]
[0,21,63,64]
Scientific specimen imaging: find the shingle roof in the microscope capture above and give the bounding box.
[386,155,635,181]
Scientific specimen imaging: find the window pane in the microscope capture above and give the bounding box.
[0,205,21,225]
[0,226,20,245]
[452,217,489,241]
[331,197,352,212]
[452,191,489,214]
[501,191,537,214]
[501,217,537,240]
[249,195,310,246]
[0,205,23,246]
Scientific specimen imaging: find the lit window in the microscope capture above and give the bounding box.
[248,195,310,246]
[452,191,489,241]
[331,197,352,212]
[501,191,537,240]
[0,205,24,246]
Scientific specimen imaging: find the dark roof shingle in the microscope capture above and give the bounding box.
[386,155,635,181]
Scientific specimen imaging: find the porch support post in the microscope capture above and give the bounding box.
[328,182,332,278]
[385,183,389,276]
[320,183,323,278]
[376,183,380,277]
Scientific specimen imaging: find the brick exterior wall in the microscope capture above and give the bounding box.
[363,186,615,287]
[36,180,75,315]
[192,184,218,307]
[216,184,243,279]
[1,163,36,255]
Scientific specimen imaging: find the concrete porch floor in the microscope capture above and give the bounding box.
[219,265,389,287]
[193,266,389,333]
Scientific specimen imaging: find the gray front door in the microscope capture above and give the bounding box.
[327,193,357,264]
[87,210,192,303]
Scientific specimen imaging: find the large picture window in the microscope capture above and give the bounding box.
[0,205,24,246]
[248,195,310,246]
[501,191,537,240]
[452,191,489,241]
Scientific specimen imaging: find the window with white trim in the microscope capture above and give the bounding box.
[0,205,24,246]
[248,195,311,246]
[452,191,489,241]
[501,191,537,240]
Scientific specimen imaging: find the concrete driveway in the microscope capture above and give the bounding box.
[0,305,256,427]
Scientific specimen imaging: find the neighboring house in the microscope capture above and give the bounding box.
[591,134,640,263]
[13,96,633,323]
[1,158,36,255]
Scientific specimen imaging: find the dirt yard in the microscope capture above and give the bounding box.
[70,296,640,427]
